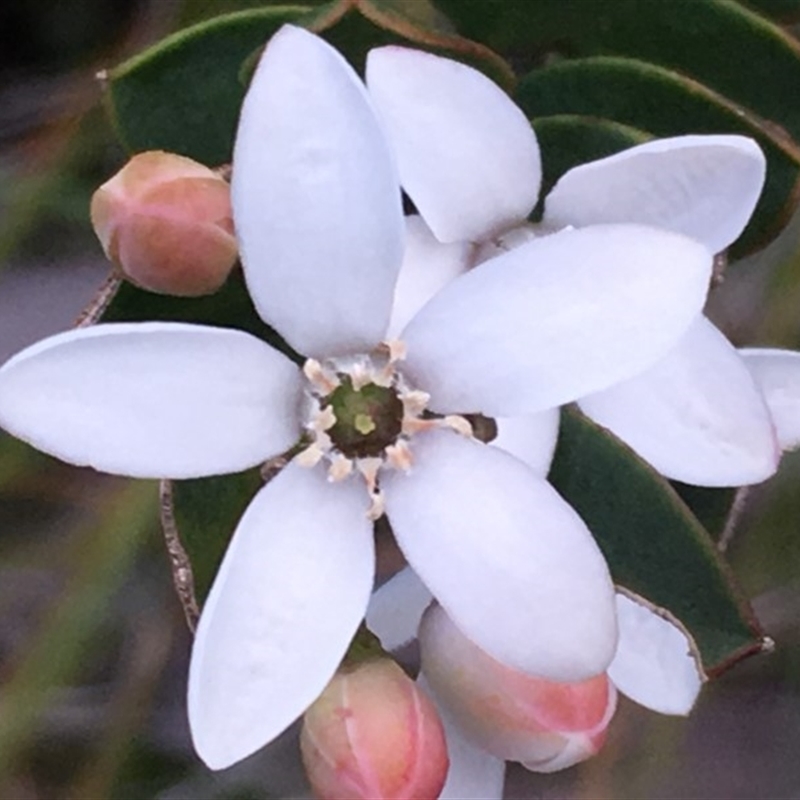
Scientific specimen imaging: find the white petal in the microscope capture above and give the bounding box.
[402,224,713,416]
[544,135,765,254]
[188,460,374,769]
[382,429,617,681]
[741,348,800,451]
[366,566,433,651]
[366,47,540,243]
[417,674,506,800]
[387,215,472,339]
[0,323,301,479]
[233,25,404,358]
[491,408,560,476]
[608,592,705,716]
[579,317,779,486]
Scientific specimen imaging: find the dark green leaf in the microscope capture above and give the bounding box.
[515,57,800,257]
[99,270,301,363]
[549,408,764,674]
[672,483,737,541]
[531,114,651,218]
[106,0,515,164]
[434,0,800,143]
[304,0,515,88]
[171,470,263,603]
[106,6,311,164]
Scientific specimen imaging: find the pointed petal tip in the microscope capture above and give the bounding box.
[384,429,618,681]
[609,591,704,717]
[234,24,403,357]
[403,224,712,417]
[544,134,765,254]
[366,45,540,244]
[187,463,375,770]
[579,316,780,488]
[0,322,302,479]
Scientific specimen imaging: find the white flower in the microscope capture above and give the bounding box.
[0,26,715,769]
[366,48,780,488]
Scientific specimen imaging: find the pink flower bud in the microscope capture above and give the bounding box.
[420,604,617,774]
[300,659,449,799]
[90,151,237,296]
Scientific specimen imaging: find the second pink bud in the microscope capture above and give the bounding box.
[420,603,617,773]
[300,658,449,800]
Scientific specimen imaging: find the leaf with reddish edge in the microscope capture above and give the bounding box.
[548,407,767,676]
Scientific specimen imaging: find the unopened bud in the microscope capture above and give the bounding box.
[90,151,237,296]
[420,604,616,774]
[300,659,449,799]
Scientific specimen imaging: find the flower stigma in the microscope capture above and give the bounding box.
[297,341,473,518]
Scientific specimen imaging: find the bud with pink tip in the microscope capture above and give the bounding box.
[420,603,616,774]
[300,659,449,799]
[90,150,237,296]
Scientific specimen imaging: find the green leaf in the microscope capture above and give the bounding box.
[433,0,800,143]
[171,470,263,604]
[671,483,737,541]
[531,114,651,218]
[548,408,764,674]
[304,0,515,89]
[106,0,516,165]
[98,271,301,363]
[515,57,800,257]
[106,6,311,164]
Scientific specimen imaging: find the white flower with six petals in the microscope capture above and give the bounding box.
[0,26,727,770]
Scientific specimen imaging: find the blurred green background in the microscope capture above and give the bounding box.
[1,1,800,798]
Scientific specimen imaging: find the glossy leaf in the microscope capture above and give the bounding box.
[672,483,737,541]
[531,114,651,218]
[106,1,515,167]
[515,57,800,257]
[170,469,263,604]
[548,408,764,674]
[304,0,514,88]
[106,6,311,164]
[434,0,800,143]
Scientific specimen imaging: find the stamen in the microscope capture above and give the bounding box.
[386,441,414,471]
[357,457,382,494]
[303,358,340,394]
[443,415,473,437]
[328,455,354,482]
[296,442,326,468]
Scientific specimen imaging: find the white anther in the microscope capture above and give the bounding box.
[328,455,354,482]
[313,405,337,433]
[296,443,326,468]
[444,415,474,437]
[386,441,414,471]
[303,358,340,394]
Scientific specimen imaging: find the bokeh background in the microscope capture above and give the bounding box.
[2,1,800,797]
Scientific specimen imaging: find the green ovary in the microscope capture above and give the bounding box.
[324,376,403,458]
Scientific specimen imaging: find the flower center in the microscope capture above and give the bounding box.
[323,376,404,458]
[295,343,474,518]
